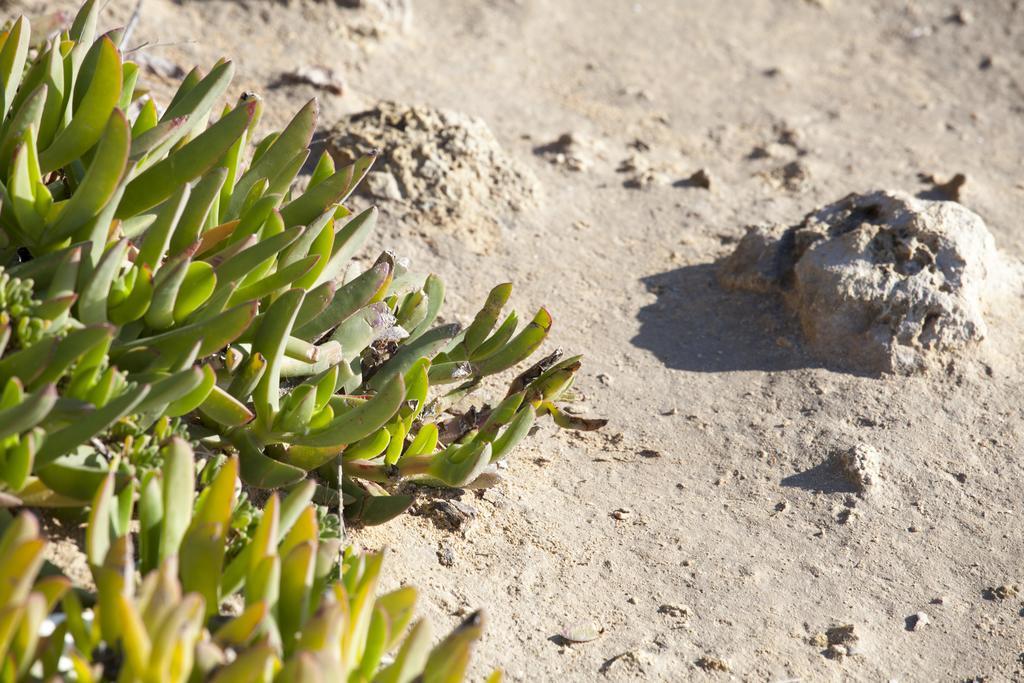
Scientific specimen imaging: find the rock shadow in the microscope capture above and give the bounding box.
[780,460,858,495]
[632,262,821,373]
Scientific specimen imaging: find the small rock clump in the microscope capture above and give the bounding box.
[324,101,538,249]
[810,623,861,660]
[907,612,930,631]
[983,584,1019,601]
[719,191,1007,374]
[695,656,730,672]
[657,604,690,619]
[533,132,603,172]
[835,444,882,496]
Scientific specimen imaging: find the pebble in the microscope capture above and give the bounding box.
[908,612,930,631]
[682,168,712,189]
[611,508,632,520]
[559,622,603,643]
[826,644,848,660]
[658,604,690,619]
[695,656,730,672]
[436,543,455,567]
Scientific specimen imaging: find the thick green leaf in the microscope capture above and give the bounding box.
[314,207,378,287]
[0,385,56,440]
[463,283,512,353]
[290,375,405,448]
[251,288,305,419]
[228,98,317,218]
[294,261,389,342]
[472,308,552,376]
[168,166,228,254]
[136,184,189,269]
[405,274,445,343]
[77,238,128,325]
[117,100,256,217]
[232,430,307,488]
[0,84,46,181]
[280,152,376,228]
[39,37,122,174]
[160,437,194,562]
[0,17,30,122]
[114,300,257,361]
[199,384,254,427]
[46,111,130,243]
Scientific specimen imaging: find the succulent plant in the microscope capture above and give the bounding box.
[0,479,494,682]
[0,2,605,678]
[0,1,603,523]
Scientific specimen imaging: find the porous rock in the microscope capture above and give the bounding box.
[719,191,1006,374]
[324,101,538,250]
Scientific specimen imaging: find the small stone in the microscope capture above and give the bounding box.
[534,132,600,172]
[834,444,882,495]
[949,7,973,24]
[775,501,789,512]
[559,621,603,643]
[678,168,712,190]
[436,543,455,567]
[808,632,828,648]
[930,596,947,605]
[638,449,662,459]
[695,656,729,672]
[658,604,690,618]
[280,65,345,95]
[826,644,848,660]
[908,612,930,631]
[611,508,631,520]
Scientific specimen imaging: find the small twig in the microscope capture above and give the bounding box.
[121,0,144,49]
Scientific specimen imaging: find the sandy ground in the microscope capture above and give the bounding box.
[14,0,1024,680]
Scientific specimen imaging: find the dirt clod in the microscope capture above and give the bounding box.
[324,101,538,251]
[834,443,882,495]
